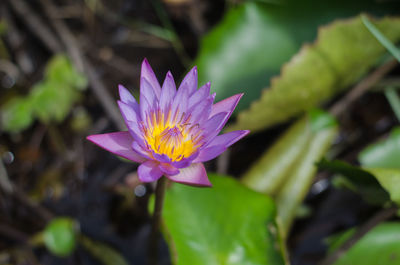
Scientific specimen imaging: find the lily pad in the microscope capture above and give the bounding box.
[161,174,285,265]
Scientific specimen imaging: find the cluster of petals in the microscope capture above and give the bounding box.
[87,59,249,187]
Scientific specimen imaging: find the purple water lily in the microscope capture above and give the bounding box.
[87,59,249,187]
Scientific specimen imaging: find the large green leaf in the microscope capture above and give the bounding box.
[359,127,400,170]
[161,174,285,265]
[333,222,400,265]
[227,15,400,133]
[195,1,400,113]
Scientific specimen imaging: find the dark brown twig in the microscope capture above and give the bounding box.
[330,59,398,117]
[148,177,167,265]
[7,0,63,53]
[319,206,397,265]
[8,0,125,130]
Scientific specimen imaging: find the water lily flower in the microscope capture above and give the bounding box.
[87,59,249,187]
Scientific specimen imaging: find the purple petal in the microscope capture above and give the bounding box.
[200,112,229,143]
[151,151,172,163]
[178,66,198,95]
[188,96,213,125]
[138,160,163,182]
[117,101,144,143]
[159,71,176,112]
[188,82,211,108]
[210,93,243,118]
[87,132,145,163]
[159,163,179,175]
[207,130,250,148]
[193,145,226,163]
[170,84,189,124]
[141,58,161,98]
[139,92,152,123]
[118,84,139,114]
[132,141,152,159]
[140,77,157,107]
[165,163,211,187]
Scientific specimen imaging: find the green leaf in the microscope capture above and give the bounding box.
[1,54,87,133]
[1,97,34,133]
[317,159,390,205]
[241,111,338,238]
[195,2,298,112]
[241,117,311,195]
[31,81,80,123]
[333,222,400,265]
[79,236,129,265]
[196,0,400,114]
[362,15,400,62]
[43,217,77,257]
[359,127,400,169]
[309,108,338,132]
[366,168,400,206]
[161,174,285,265]
[227,15,400,133]
[45,55,88,90]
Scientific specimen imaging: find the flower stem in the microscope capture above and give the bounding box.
[149,176,167,265]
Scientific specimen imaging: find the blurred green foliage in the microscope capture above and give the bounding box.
[79,236,129,265]
[332,223,400,265]
[158,174,285,265]
[227,15,400,133]
[359,128,400,169]
[43,217,77,257]
[196,0,400,114]
[241,110,338,237]
[1,54,87,132]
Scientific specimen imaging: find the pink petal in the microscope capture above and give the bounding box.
[140,77,157,107]
[193,145,226,163]
[141,58,161,98]
[188,82,210,108]
[170,84,189,123]
[86,132,145,163]
[159,163,179,175]
[210,93,243,118]
[178,66,198,95]
[166,163,211,187]
[118,84,139,114]
[138,160,163,182]
[207,130,250,148]
[160,71,176,112]
[117,101,144,143]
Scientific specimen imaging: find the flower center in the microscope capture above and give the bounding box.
[143,110,200,161]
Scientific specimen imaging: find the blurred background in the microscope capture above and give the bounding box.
[1,0,400,264]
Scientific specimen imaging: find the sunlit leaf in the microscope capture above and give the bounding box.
[227,15,400,133]
[241,110,338,238]
[359,127,400,169]
[366,168,400,206]
[43,217,77,257]
[160,174,285,265]
[332,223,400,265]
[79,236,129,265]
